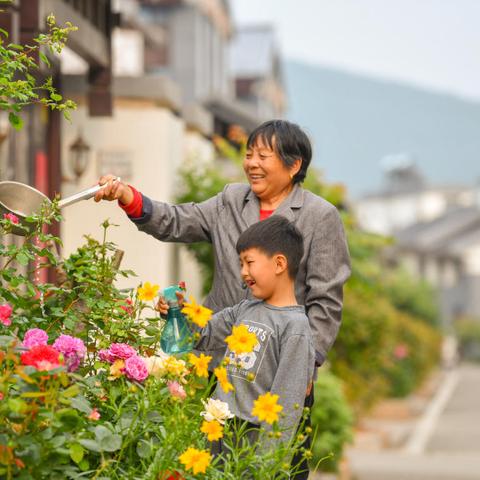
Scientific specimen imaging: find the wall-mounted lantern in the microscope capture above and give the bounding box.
[68,131,90,182]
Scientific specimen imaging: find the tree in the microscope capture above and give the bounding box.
[0,13,77,129]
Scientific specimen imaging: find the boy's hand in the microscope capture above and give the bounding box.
[155,296,169,316]
[155,291,185,316]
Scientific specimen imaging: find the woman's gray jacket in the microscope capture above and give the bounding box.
[130,183,351,365]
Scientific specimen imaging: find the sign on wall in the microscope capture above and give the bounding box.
[97,150,134,182]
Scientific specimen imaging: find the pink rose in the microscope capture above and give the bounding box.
[109,343,137,360]
[87,408,101,421]
[23,328,49,348]
[124,355,148,382]
[53,334,86,372]
[3,213,19,224]
[99,349,115,363]
[394,343,409,360]
[0,304,13,327]
[167,380,187,400]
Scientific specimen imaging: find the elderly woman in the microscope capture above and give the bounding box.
[95,119,350,478]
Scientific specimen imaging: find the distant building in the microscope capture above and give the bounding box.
[394,205,480,327]
[355,159,480,326]
[230,25,286,120]
[355,160,474,236]
[57,0,287,297]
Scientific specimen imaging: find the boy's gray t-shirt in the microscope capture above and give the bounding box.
[195,299,315,434]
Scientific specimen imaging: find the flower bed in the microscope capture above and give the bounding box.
[0,212,310,479]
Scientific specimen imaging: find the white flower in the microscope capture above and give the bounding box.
[142,353,169,378]
[200,397,234,425]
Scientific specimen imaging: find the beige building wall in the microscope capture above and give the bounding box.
[61,100,209,300]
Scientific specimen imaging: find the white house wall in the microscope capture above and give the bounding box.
[61,102,206,300]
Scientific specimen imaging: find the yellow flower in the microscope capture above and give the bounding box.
[164,356,187,377]
[179,447,212,474]
[108,359,125,380]
[181,297,212,328]
[137,281,159,301]
[214,366,234,393]
[225,324,258,354]
[200,420,224,441]
[251,392,283,424]
[188,353,212,378]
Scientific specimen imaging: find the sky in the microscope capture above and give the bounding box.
[230,0,480,101]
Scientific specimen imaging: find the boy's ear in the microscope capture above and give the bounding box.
[274,254,288,275]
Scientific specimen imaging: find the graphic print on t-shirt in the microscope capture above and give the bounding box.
[226,321,273,382]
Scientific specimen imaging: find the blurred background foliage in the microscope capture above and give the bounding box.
[175,129,442,470]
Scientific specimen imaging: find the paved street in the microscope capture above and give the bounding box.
[345,364,480,480]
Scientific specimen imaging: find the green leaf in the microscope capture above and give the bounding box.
[69,443,84,464]
[0,27,8,38]
[93,425,112,442]
[39,51,51,67]
[58,409,81,430]
[50,92,62,102]
[144,325,160,336]
[15,252,30,266]
[50,435,67,448]
[136,439,152,459]
[78,439,101,452]
[8,112,23,131]
[20,391,47,398]
[8,398,27,414]
[70,395,91,414]
[94,426,122,452]
[62,384,80,398]
[101,434,122,452]
[8,43,24,51]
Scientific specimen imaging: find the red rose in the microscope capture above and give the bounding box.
[21,345,63,371]
[159,471,184,480]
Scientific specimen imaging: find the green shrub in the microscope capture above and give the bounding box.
[455,317,480,362]
[329,285,396,411]
[383,269,440,328]
[383,312,441,397]
[310,370,353,472]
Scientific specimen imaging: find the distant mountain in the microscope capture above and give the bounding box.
[285,60,480,198]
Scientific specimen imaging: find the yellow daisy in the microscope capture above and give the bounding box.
[137,281,159,301]
[214,366,234,393]
[179,447,212,474]
[181,297,212,328]
[164,356,187,377]
[188,353,212,378]
[225,324,258,354]
[200,419,224,442]
[251,392,283,424]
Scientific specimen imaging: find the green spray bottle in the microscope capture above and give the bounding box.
[160,284,193,355]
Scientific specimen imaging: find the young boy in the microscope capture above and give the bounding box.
[194,215,315,446]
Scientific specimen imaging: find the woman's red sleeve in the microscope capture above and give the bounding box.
[119,185,143,218]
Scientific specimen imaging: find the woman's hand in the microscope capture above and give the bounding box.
[155,291,185,317]
[94,174,134,205]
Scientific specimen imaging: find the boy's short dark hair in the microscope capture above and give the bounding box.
[246,120,312,184]
[236,216,304,279]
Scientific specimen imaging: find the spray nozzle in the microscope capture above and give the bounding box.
[163,285,183,307]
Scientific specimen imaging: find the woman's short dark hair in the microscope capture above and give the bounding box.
[246,120,312,183]
[236,216,304,279]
